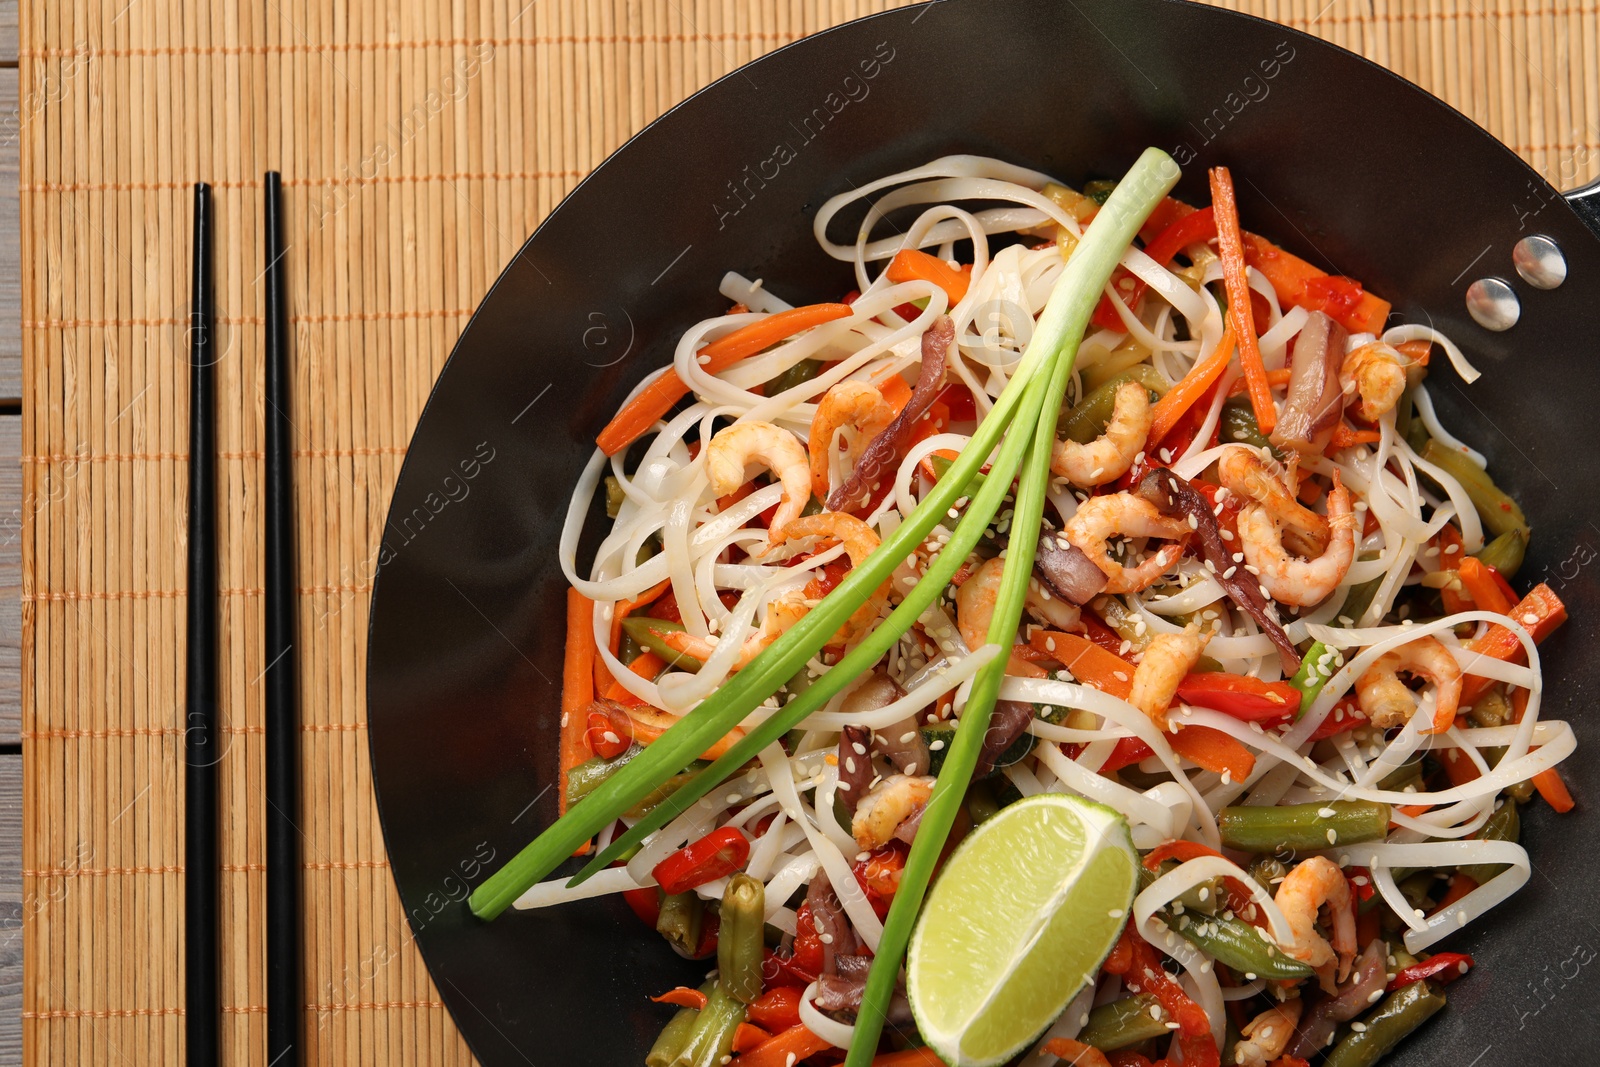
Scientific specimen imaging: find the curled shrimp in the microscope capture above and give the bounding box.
[1274,856,1356,991]
[1217,444,1329,558]
[1051,380,1152,487]
[851,773,935,850]
[955,557,1080,652]
[1355,635,1463,733]
[785,511,890,641]
[1233,998,1302,1067]
[658,597,809,669]
[1128,624,1209,723]
[1340,342,1407,422]
[704,420,812,545]
[1237,469,1356,607]
[1063,492,1188,594]
[807,381,895,493]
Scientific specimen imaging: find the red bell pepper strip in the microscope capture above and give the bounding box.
[1459,583,1566,704]
[651,986,708,1010]
[651,826,750,895]
[1097,736,1156,774]
[1386,952,1474,991]
[623,885,662,927]
[584,706,633,759]
[1123,936,1211,1036]
[726,1023,832,1067]
[745,986,805,1032]
[1028,630,1134,698]
[1174,672,1299,720]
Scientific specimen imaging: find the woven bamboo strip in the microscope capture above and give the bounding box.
[18,0,1600,1063]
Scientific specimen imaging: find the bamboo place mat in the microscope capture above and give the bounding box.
[16,0,1600,1063]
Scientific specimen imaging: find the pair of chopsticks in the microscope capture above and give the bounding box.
[185,176,301,1065]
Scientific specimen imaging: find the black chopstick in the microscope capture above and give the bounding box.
[184,181,220,1067]
[263,171,303,1066]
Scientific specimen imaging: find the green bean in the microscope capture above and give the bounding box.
[1338,566,1384,627]
[1060,365,1168,443]
[629,769,705,820]
[1289,640,1338,717]
[1474,527,1530,579]
[1076,994,1171,1051]
[1376,759,1424,793]
[647,984,716,1067]
[656,892,704,958]
[1091,594,1152,652]
[605,475,626,518]
[1218,800,1391,852]
[1466,687,1511,729]
[621,617,705,673]
[717,874,766,1003]
[1147,860,1223,915]
[1460,801,1519,886]
[1405,416,1430,457]
[619,629,644,666]
[1322,981,1446,1067]
[1164,912,1314,980]
[1397,872,1437,913]
[1248,856,1288,895]
[965,779,1001,824]
[929,453,986,501]
[1423,440,1529,539]
[920,722,1032,776]
[1221,395,1275,452]
[636,531,663,567]
[1507,777,1537,804]
[672,984,747,1067]
[763,358,824,397]
[1387,944,1419,973]
[566,746,644,807]
[1082,337,1153,392]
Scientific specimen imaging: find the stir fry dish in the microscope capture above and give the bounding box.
[469,149,1575,1067]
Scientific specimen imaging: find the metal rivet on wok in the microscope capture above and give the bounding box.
[1465,277,1520,331]
[1512,234,1567,289]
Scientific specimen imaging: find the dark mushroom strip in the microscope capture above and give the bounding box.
[815,955,912,1024]
[827,315,952,512]
[1269,310,1348,457]
[973,700,1037,777]
[1290,939,1388,1058]
[835,725,876,817]
[805,872,858,974]
[1134,466,1301,673]
[1035,527,1109,605]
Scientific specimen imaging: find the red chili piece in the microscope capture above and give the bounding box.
[1387,952,1474,991]
[1173,672,1300,721]
[585,706,633,759]
[651,826,750,895]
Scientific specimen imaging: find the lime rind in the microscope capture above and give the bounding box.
[906,794,1138,1067]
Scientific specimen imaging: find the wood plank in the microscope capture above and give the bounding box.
[0,0,14,66]
[0,754,18,1066]
[0,416,14,744]
[0,66,17,399]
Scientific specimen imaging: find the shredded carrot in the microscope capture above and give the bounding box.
[1459,583,1566,704]
[730,1023,772,1054]
[885,247,972,305]
[1455,557,1513,614]
[560,589,597,816]
[874,370,914,415]
[1169,724,1256,781]
[1042,1038,1112,1067]
[604,651,666,706]
[1441,746,1481,787]
[1148,327,1235,446]
[650,986,707,1010]
[1434,873,1479,913]
[1210,167,1275,433]
[1329,423,1382,449]
[726,1023,832,1067]
[1028,630,1133,698]
[1239,232,1392,335]
[870,1049,954,1067]
[610,578,672,655]
[1142,839,1223,871]
[1532,767,1576,813]
[595,302,853,455]
[1226,367,1292,396]
[625,704,746,761]
[1395,339,1431,366]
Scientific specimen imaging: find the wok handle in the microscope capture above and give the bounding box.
[1567,176,1600,240]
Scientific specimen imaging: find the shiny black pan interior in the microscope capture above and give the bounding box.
[367,0,1600,1061]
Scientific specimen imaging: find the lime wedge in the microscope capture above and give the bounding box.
[906,794,1138,1067]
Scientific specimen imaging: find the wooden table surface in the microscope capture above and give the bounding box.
[3,0,28,1060]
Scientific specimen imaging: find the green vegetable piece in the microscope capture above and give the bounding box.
[1473,527,1529,579]
[763,358,824,397]
[928,452,986,501]
[656,891,704,958]
[1460,801,1519,886]
[1059,364,1168,443]
[672,984,747,1067]
[920,720,1031,778]
[1322,981,1447,1067]
[717,873,766,1003]
[1083,179,1118,205]
[605,476,626,518]
[621,617,704,672]
[1221,395,1274,451]
[1422,439,1530,539]
[1076,994,1171,1051]
[646,983,716,1067]
[1466,687,1511,729]
[565,746,644,807]
[1218,800,1390,852]
[1091,594,1152,652]
[965,779,1001,824]
[1338,568,1385,627]
[1163,912,1314,979]
[1289,640,1336,717]
[619,628,644,667]
[1248,856,1287,895]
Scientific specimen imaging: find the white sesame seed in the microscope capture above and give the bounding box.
[1108,908,1124,918]
[1318,807,1336,818]
[1350,1022,1367,1033]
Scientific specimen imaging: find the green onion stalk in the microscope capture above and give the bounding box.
[467,149,1178,951]
[844,148,1180,1065]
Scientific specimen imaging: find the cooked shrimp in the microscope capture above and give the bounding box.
[704,420,813,545]
[807,381,895,492]
[1233,999,1302,1067]
[1217,444,1330,558]
[1128,624,1209,723]
[851,773,935,850]
[956,556,1006,652]
[1274,856,1357,990]
[785,511,890,641]
[1340,341,1407,422]
[657,596,809,669]
[1355,635,1463,733]
[1062,492,1188,594]
[1051,380,1151,487]
[1237,470,1356,607]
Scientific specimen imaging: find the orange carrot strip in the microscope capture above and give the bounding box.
[1169,724,1256,781]
[1329,423,1382,449]
[1148,327,1235,446]
[604,651,666,706]
[1456,557,1513,614]
[874,370,914,415]
[885,247,972,305]
[1441,746,1481,788]
[1532,768,1576,813]
[1226,367,1292,396]
[1395,339,1431,366]
[1240,232,1392,335]
[1434,873,1479,913]
[1028,630,1134,698]
[1459,583,1567,704]
[560,589,597,816]
[1210,167,1275,433]
[626,705,746,761]
[730,1024,772,1054]
[726,1023,832,1067]
[595,303,853,455]
[610,578,673,656]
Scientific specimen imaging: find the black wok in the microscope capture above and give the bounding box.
[367,1,1600,1062]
